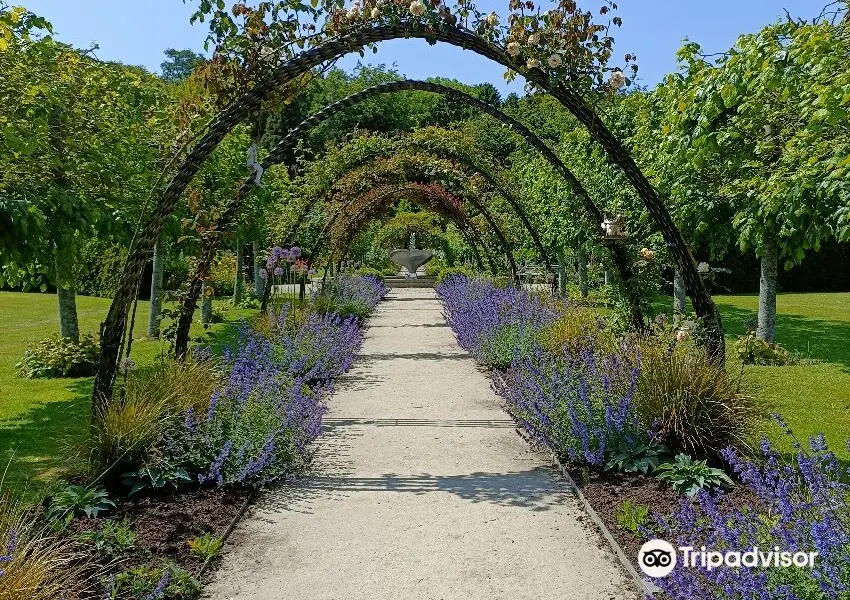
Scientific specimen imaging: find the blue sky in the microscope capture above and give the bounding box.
[23,0,824,94]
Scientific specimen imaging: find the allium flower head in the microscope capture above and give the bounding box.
[273,267,284,276]
[290,247,302,259]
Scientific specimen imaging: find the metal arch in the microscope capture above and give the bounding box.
[98,21,720,407]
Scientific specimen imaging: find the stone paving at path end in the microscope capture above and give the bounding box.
[206,288,638,600]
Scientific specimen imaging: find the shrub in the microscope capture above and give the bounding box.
[208,251,237,297]
[337,299,371,321]
[187,533,223,561]
[634,341,768,461]
[45,485,115,523]
[615,500,650,535]
[477,324,540,369]
[0,492,89,600]
[735,331,792,365]
[78,519,136,555]
[654,453,734,496]
[653,426,850,599]
[604,436,670,475]
[88,357,219,475]
[121,464,192,496]
[435,265,475,284]
[545,307,614,355]
[16,333,100,378]
[315,273,388,312]
[108,562,201,599]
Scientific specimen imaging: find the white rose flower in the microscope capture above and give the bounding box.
[526,57,540,69]
[486,12,499,26]
[410,0,426,16]
[527,32,539,45]
[547,53,562,68]
[609,70,626,89]
[507,41,521,57]
[371,7,381,18]
[697,261,710,273]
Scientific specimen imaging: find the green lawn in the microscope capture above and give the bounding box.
[652,292,850,458]
[0,292,254,494]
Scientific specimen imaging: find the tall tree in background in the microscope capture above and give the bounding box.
[160,48,205,81]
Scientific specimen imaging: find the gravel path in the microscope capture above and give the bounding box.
[206,288,638,600]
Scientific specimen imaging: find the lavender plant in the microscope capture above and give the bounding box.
[173,302,363,487]
[653,422,850,599]
[494,343,643,467]
[437,276,557,368]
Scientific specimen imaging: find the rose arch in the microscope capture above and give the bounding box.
[93,19,723,412]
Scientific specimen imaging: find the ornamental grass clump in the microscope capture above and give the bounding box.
[87,356,220,476]
[634,340,768,461]
[494,342,643,467]
[437,275,557,368]
[0,491,90,600]
[653,425,850,599]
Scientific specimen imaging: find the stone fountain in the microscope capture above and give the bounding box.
[389,233,433,279]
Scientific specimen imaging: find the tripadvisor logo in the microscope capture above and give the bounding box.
[638,539,818,578]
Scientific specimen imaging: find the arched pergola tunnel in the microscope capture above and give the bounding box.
[173,79,653,354]
[316,177,519,278]
[320,182,507,278]
[94,20,723,412]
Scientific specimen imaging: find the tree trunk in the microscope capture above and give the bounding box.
[147,238,164,339]
[757,236,778,343]
[673,268,687,327]
[232,240,243,306]
[576,246,589,298]
[556,250,567,296]
[201,281,212,326]
[253,241,263,296]
[55,242,79,342]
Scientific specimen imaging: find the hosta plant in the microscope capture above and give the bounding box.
[654,453,734,497]
[16,333,99,378]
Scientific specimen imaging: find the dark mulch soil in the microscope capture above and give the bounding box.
[69,486,250,598]
[573,469,679,562]
[571,467,764,569]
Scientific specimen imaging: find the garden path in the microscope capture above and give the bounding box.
[205,288,638,600]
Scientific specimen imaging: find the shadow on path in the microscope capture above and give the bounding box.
[258,467,571,516]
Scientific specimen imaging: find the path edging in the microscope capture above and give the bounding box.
[199,491,255,578]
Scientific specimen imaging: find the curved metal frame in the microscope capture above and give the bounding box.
[95,21,722,411]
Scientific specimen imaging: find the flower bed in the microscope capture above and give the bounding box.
[437,274,849,600]
[2,274,387,599]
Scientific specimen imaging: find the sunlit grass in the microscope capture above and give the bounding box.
[652,292,850,458]
[0,292,254,496]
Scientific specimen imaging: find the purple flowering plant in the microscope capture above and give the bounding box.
[437,275,557,369]
[652,419,850,600]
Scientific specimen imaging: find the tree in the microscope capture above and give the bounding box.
[160,48,205,81]
[660,20,849,342]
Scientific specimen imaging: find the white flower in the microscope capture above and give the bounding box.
[526,57,540,69]
[486,12,499,26]
[609,70,626,89]
[410,0,426,16]
[371,7,381,18]
[697,261,710,273]
[527,32,540,45]
[675,329,690,342]
[507,41,521,57]
[547,53,562,68]
[348,3,359,18]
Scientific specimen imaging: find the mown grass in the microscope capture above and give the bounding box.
[650,292,850,458]
[0,292,254,496]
